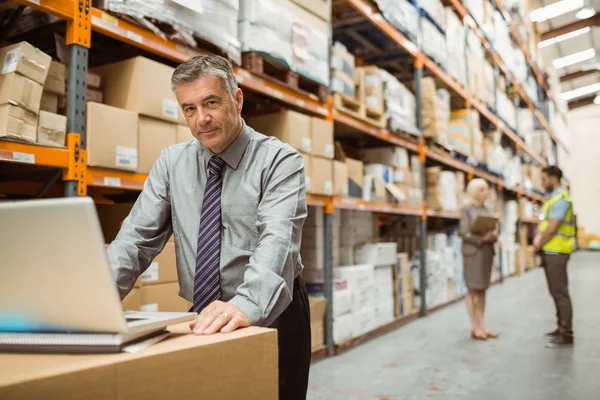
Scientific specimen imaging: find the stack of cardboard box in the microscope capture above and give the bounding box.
[421,77,450,149]
[394,253,415,317]
[334,264,376,339]
[305,277,352,345]
[426,167,458,211]
[355,66,385,127]
[330,42,356,99]
[308,296,327,352]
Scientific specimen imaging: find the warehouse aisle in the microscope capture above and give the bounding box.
[308,252,600,400]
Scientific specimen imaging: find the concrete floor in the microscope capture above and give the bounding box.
[308,252,600,400]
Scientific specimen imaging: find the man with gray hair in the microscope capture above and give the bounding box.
[107,55,311,398]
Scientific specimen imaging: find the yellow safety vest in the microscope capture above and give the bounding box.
[539,189,575,254]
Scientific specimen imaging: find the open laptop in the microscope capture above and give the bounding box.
[0,197,196,353]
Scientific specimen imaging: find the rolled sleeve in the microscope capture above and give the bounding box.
[548,198,569,220]
[228,150,307,326]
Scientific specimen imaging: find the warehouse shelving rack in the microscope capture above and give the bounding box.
[0,0,553,358]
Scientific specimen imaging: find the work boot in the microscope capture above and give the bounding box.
[544,329,560,339]
[545,336,574,348]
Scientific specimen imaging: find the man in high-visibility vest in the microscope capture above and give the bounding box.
[533,166,575,348]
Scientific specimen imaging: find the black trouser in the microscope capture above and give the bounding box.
[542,254,573,338]
[268,277,311,400]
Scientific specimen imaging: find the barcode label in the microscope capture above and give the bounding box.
[116,146,138,168]
[162,98,179,119]
[13,152,35,164]
[324,181,333,195]
[141,303,159,312]
[302,138,312,153]
[103,177,121,187]
[127,31,143,44]
[141,262,159,282]
[2,48,20,74]
[325,144,334,158]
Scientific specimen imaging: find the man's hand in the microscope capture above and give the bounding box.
[533,236,542,254]
[189,300,251,335]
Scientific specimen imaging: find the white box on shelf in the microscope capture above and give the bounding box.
[354,243,398,265]
[333,313,354,344]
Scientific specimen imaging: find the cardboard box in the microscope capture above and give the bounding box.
[346,157,364,197]
[334,265,375,313]
[248,110,312,153]
[138,116,177,174]
[311,321,324,351]
[333,313,353,344]
[310,157,333,195]
[395,253,411,278]
[0,104,37,142]
[176,124,194,143]
[97,202,135,243]
[395,293,414,317]
[87,71,102,89]
[141,241,178,285]
[360,146,409,168]
[333,160,349,197]
[290,0,331,21]
[140,282,191,312]
[393,167,412,185]
[43,60,66,95]
[301,152,313,193]
[0,325,278,400]
[121,287,141,311]
[0,41,52,85]
[311,117,334,159]
[87,102,139,171]
[37,111,66,148]
[309,296,327,323]
[40,91,58,114]
[0,73,43,113]
[94,56,184,124]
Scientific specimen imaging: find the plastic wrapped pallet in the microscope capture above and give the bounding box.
[466,30,485,103]
[481,60,495,106]
[419,0,446,31]
[374,0,419,41]
[496,90,516,129]
[426,168,458,211]
[420,16,447,69]
[518,108,535,137]
[330,42,355,98]
[380,69,419,136]
[464,0,484,26]
[445,7,466,86]
[449,109,479,157]
[101,0,241,64]
[359,66,384,114]
[421,78,450,148]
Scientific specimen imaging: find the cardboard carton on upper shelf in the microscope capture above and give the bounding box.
[0,41,52,85]
[359,146,409,169]
[40,91,58,114]
[137,116,177,174]
[0,325,278,400]
[86,102,139,171]
[37,110,67,148]
[310,156,333,196]
[247,110,312,154]
[0,103,37,143]
[44,61,66,96]
[311,117,334,159]
[0,73,43,114]
[346,157,364,198]
[333,160,349,197]
[94,56,185,124]
[140,282,191,312]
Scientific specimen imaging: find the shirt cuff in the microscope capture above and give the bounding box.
[228,295,264,326]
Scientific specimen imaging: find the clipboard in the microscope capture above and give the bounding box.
[470,215,498,234]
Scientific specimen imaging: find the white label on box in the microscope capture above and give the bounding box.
[28,0,41,4]
[2,48,20,74]
[394,170,405,183]
[162,98,179,120]
[126,31,144,44]
[305,176,312,191]
[103,177,121,187]
[13,152,35,164]
[116,146,138,168]
[140,303,159,312]
[325,144,334,158]
[141,262,159,282]
[302,138,312,153]
[324,181,333,195]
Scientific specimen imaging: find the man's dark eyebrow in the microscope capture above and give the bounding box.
[203,94,222,102]
[181,102,194,108]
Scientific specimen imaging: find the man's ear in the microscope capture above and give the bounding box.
[234,88,243,113]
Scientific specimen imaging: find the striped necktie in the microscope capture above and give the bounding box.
[193,156,226,313]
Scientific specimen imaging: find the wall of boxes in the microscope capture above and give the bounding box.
[0,0,565,355]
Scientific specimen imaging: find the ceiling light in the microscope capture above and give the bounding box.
[552,48,596,69]
[561,82,600,100]
[538,27,591,48]
[594,93,600,104]
[576,7,595,19]
[530,0,584,22]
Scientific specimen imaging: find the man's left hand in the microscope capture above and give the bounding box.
[189,301,251,335]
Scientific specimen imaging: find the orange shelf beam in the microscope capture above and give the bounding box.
[427,209,461,219]
[0,141,70,168]
[87,168,147,191]
[13,0,74,21]
[333,197,422,216]
[306,194,330,207]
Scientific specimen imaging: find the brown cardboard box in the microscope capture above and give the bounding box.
[311,117,334,159]
[97,202,135,243]
[0,73,43,113]
[248,110,312,154]
[290,0,331,21]
[0,104,37,143]
[0,325,278,400]
[346,157,364,188]
[393,167,412,185]
[356,66,384,113]
[310,157,333,195]
[121,287,141,311]
[176,124,194,143]
[142,241,178,285]
[0,41,52,84]
[140,282,191,312]
[87,70,102,89]
[309,296,327,323]
[40,91,58,113]
[87,102,139,171]
[137,116,177,174]
[94,56,185,124]
[301,152,313,193]
[311,321,324,351]
[43,60,66,95]
[37,111,66,148]
[333,160,348,197]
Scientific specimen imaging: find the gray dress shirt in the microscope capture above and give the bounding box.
[107,120,307,327]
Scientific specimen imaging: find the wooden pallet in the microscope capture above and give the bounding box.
[427,138,452,156]
[363,106,386,128]
[242,52,328,103]
[333,92,363,119]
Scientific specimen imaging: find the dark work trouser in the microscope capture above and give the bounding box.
[269,277,312,400]
[542,253,573,338]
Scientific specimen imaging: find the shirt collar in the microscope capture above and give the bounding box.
[202,119,251,170]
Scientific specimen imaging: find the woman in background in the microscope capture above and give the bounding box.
[459,179,499,340]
